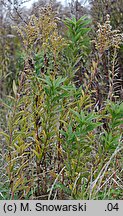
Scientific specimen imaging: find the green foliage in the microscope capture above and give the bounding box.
[62,15,91,83]
[0,4,123,200]
[64,16,91,52]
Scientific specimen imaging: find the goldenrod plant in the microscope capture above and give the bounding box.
[0,4,123,200]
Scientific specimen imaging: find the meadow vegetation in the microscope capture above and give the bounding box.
[0,0,123,200]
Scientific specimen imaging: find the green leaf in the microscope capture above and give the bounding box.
[32,149,43,160]
[0,131,10,143]
[54,182,71,195]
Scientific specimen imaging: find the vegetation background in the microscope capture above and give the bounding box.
[0,0,123,200]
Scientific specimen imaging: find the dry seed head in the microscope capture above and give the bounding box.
[106,14,110,21]
[94,14,123,53]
